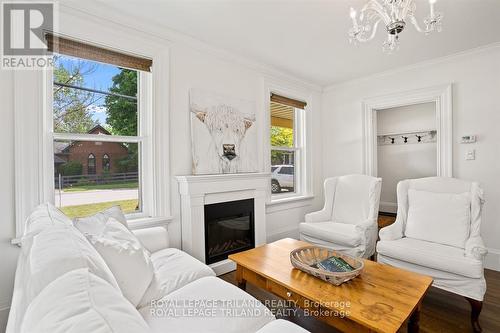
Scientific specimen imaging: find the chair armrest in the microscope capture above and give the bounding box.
[355,219,376,231]
[465,236,488,260]
[379,219,404,241]
[354,219,378,257]
[305,210,331,223]
[133,226,169,253]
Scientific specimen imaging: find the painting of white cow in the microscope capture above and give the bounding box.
[190,89,258,174]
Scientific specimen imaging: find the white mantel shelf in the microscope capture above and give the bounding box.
[176,172,270,275]
[176,172,271,195]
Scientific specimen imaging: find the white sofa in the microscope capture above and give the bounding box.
[7,203,309,333]
[299,175,382,258]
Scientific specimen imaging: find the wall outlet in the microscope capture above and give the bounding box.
[461,135,477,143]
[466,149,476,160]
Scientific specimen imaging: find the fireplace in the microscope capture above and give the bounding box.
[204,198,255,265]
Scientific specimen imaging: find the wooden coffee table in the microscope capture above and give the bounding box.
[228,238,433,333]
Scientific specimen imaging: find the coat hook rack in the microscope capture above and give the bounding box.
[377,129,437,146]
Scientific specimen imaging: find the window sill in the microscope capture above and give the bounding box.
[266,195,314,213]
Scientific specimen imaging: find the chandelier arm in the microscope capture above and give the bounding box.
[409,14,429,33]
[360,0,392,25]
[356,19,382,42]
[400,0,415,20]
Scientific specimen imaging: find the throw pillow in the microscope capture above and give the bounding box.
[82,217,154,307]
[405,189,471,248]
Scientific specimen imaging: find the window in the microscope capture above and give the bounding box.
[13,25,171,240]
[50,35,152,219]
[87,153,96,174]
[102,154,110,172]
[270,93,306,196]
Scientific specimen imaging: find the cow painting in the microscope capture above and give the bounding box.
[190,89,258,174]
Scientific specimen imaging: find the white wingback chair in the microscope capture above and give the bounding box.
[377,177,487,332]
[299,175,382,258]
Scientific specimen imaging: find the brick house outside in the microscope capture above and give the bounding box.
[55,125,130,176]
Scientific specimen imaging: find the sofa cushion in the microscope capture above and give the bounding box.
[83,217,154,307]
[24,203,72,236]
[74,205,129,231]
[21,268,149,333]
[139,276,275,333]
[405,189,471,248]
[23,225,120,299]
[138,248,215,308]
[299,222,361,247]
[256,319,309,333]
[377,238,483,278]
[8,224,120,333]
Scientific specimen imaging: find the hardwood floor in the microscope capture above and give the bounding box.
[220,266,500,333]
[378,214,396,229]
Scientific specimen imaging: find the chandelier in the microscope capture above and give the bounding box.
[348,0,443,52]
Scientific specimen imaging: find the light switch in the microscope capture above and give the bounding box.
[466,150,475,160]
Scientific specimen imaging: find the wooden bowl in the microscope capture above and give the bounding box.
[290,246,364,286]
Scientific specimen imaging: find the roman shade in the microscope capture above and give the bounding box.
[46,34,152,72]
[270,93,307,110]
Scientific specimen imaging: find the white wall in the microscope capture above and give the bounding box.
[377,103,437,212]
[167,42,324,248]
[322,45,500,270]
[0,7,324,330]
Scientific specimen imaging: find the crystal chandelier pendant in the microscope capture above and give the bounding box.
[348,0,443,52]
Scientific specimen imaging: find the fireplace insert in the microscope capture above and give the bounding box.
[204,198,255,265]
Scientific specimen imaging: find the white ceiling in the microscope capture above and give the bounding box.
[77,0,500,86]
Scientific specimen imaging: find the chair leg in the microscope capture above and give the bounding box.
[465,297,483,333]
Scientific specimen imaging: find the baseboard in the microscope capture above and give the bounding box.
[210,259,236,276]
[485,248,500,271]
[379,211,397,217]
[379,201,397,214]
[267,226,299,243]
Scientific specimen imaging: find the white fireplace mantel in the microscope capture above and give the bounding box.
[176,172,270,275]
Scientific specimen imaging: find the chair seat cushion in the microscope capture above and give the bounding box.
[138,248,215,308]
[299,222,361,247]
[377,238,483,278]
[139,276,275,333]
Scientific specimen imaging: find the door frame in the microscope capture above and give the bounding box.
[362,84,453,177]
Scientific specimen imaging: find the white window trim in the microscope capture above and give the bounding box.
[13,16,172,240]
[263,80,314,204]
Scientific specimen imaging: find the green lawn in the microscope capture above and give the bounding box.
[61,181,138,192]
[60,199,139,218]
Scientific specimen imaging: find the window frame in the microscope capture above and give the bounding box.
[13,23,171,241]
[49,61,153,220]
[102,153,110,172]
[87,153,96,175]
[264,81,313,205]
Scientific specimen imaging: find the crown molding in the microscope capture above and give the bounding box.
[58,2,322,93]
[323,41,500,93]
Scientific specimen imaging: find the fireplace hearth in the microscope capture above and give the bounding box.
[204,199,255,265]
